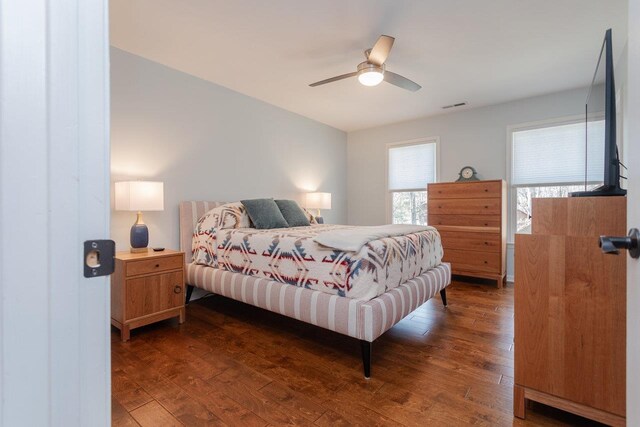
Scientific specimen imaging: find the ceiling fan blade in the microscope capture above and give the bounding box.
[384,71,421,92]
[367,35,395,66]
[309,72,357,87]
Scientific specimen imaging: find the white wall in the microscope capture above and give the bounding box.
[347,87,589,279]
[110,48,347,251]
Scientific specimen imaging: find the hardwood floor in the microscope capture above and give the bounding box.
[112,280,606,426]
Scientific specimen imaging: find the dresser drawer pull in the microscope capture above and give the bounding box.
[173,285,182,294]
[484,261,488,264]
[155,263,160,268]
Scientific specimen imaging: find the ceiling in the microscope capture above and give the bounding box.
[110,0,628,132]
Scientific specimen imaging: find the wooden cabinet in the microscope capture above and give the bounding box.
[514,197,626,426]
[427,180,506,286]
[111,249,185,341]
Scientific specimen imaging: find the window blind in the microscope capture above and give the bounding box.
[388,142,436,190]
[512,121,604,186]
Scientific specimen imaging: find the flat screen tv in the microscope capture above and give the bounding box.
[571,29,626,197]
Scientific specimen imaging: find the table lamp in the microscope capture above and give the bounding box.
[115,181,164,252]
[305,192,331,224]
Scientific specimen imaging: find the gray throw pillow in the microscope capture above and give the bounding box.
[241,198,289,229]
[275,200,311,227]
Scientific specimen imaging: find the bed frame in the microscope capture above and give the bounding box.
[179,201,451,378]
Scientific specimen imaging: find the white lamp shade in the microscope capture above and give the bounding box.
[305,192,331,210]
[115,181,164,211]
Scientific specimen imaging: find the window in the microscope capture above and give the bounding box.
[387,139,438,225]
[515,184,598,234]
[509,119,604,237]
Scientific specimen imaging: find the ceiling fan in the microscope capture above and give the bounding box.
[309,35,421,92]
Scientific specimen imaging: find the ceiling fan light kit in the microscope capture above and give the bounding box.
[357,62,384,86]
[309,35,421,92]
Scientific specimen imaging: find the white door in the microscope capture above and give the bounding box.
[628,0,640,424]
[0,1,111,426]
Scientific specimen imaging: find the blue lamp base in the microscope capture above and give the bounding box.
[130,212,149,253]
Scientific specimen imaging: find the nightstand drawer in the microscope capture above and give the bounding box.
[125,271,184,320]
[126,254,183,277]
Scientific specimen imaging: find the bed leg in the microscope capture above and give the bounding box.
[185,285,195,305]
[440,289,448,307]
[360,340,372,379]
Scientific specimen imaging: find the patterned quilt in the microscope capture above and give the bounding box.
[192,203,443,301]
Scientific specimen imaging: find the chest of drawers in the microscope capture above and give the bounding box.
[427,180,506,287]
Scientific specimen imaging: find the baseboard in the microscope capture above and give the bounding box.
[507,275,514,283]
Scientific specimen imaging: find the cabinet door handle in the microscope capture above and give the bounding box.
[174,285,182,294]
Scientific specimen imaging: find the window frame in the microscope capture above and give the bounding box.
[506,114,589,242]
[385,137,440,224]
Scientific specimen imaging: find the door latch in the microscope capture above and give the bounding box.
[599,228,640,259]
[84,240,116,278]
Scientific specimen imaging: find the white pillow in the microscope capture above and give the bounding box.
[192,202,251,267]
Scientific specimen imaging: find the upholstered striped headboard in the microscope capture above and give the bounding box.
[179,201,226,264]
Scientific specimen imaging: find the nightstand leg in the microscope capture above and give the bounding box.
[179,307,185,324]
[121,325,130,342]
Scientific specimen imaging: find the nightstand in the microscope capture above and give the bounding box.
[111,249,185,341]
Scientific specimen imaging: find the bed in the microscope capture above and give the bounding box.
[179,201,451,378]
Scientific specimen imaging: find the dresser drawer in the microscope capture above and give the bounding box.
[442,248,501,274]
[125,270,184,320]
[429,181,502,199]
[126,254,183,277]
[439,231,501,253]
[429,198,501,215]
[429,214,501,229]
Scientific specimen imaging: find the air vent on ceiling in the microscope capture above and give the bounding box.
[442,102,468,109]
